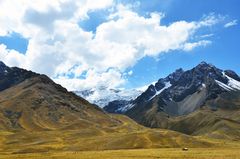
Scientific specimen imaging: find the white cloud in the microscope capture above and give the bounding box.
[183,40,211,52]
[224,19,238,28]
[54,68,125,91]
[0,44,26,67]
[128,70,133,76]
[199,34,214,38]
[0,1,224,91]
[197,13,225,27]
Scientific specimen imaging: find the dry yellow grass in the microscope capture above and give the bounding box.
[1,148,240,159]
[0,114,239,158]
[0,77,240,158]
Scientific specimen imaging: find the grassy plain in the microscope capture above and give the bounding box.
[1,148,240,159]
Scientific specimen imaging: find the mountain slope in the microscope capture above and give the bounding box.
[0,75,119,131]
[104,62,240,139]
[128,62,240,114]
[0,77,214,153]
[0,61,216,154]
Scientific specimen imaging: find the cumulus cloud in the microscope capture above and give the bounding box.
[0,44,26,67]
[54,68,125,91]
[224,19,238,28]
[0,0,224,91]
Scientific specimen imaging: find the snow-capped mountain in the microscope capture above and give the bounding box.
[75,86,144,108]
[104,62,240,115]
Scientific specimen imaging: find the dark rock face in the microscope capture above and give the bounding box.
[155,79,165,91]
[131,68,185,108]
[135,84,156,104]
[128,62,240,117]
[165,62,228,102]
[104,100,131,113]
[166,68,184,85]
[121,62,240,128]
[224,70,240,81]
[105,62,240,119]
[0,61,8,74]
[0,61,38,92]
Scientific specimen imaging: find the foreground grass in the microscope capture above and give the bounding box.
[0,115,239,159]
[1,148,240,159]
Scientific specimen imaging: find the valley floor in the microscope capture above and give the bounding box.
[1,148,240,159]
[1,115,240,159]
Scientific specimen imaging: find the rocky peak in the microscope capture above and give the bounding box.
[0,61,8,73]
[224,70,240,81]
[0,61,6,67]
[104,62,240,115]
[0,62,38,92]
[166,68,184,85]
[175,62,228,87]
[194,61,220,73]
[129,62,240,116]
[135,84,156,103]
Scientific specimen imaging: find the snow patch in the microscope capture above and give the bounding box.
[215,80,234,91]
[225,75,240,91]
[202,83,206,88]
[222,72,240,91]
[116,103,135,113]
[149,81,172,101]
[75,87,143,108]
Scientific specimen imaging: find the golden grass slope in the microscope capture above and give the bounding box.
[0,114,216,155]
[1,148,240,159]
[127,91,240,141]
[0,75,119,131]
[0,76,219,156]
[0,76,239,158]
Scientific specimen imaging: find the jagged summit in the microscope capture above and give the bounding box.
[104,62,240,117]
[112,61,240,130]
[198,61,213,66]
[0,61,6,67]
[0,61,38,91]
[0,61,8,73]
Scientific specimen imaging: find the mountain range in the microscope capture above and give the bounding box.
[0,61,240,155]
[104,62,240,139]
[105,62,240,114]
[1,61,218,155]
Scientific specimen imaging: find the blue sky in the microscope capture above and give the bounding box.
[0,0,239,90]
[0,32,28,53]
[125,0,240,88]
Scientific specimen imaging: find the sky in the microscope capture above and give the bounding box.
[0,0,239,91]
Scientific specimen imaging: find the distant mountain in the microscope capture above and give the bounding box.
[75,87,144,108]
[127,62,240,116]
[105,62,240,115]
[104,62,240,139]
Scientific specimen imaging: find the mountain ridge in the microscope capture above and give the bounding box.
[104,61,240,115]
[0,61,218,153]
[103,62,240,140]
